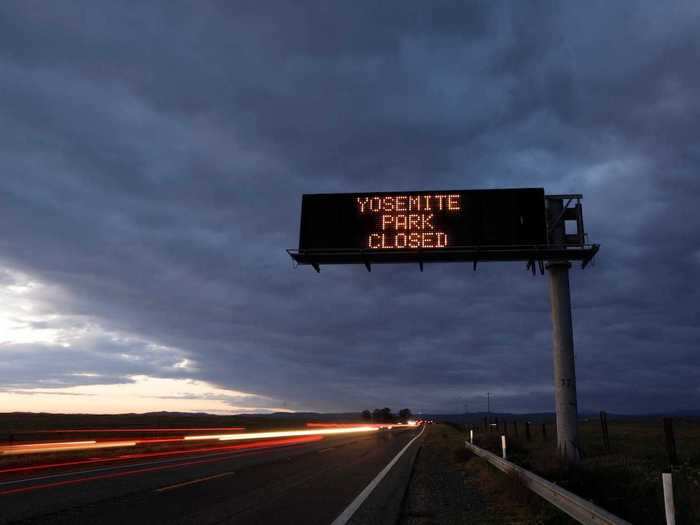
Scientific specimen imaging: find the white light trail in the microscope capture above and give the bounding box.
[184,426,382,442]
[1,441,137,456]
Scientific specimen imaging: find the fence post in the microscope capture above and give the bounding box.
[664,418,678,466]
[501,435,507,460]
[600,411,610,452]
[662,473,676,525]
[470,429,474,444]
[525,421,531,441]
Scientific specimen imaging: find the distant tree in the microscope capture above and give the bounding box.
[370,408,396,422]
[379,407,394,423]
[398,408,412,423]
[361,410,372,421]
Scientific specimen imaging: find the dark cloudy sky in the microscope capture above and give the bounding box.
[1,1,698,415]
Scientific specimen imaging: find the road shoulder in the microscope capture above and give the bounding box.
[399,423,575,525]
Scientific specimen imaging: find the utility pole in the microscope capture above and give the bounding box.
[546,198,580,464]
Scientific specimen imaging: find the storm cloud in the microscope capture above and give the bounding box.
[0,1,698,414]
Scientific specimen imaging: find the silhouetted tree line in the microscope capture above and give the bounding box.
[361,408,412,423]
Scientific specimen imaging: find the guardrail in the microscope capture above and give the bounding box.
[464,440,631,525]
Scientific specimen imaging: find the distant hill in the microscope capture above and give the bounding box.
[0,410,369,432]
[2,409,698,429]
[421,410,700,424]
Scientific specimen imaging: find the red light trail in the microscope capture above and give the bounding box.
[38,427,246,433]
[0,435,323,496]
[0,423,414,456]
[0,437,320,476]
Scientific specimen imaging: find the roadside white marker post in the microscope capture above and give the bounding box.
[662,473,676,525]
[470,429,474,444]
[501,435,507,460]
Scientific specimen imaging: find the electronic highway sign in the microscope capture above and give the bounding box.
[298,188,546,252]
[289,187,599,268]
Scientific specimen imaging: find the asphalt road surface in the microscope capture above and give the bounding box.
[0,426,424,524]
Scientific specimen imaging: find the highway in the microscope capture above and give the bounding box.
[0,425,424,524]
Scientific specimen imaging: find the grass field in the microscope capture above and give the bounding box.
[440,423,578,525]
[463,416,700,524]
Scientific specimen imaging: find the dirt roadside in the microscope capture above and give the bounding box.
[399,423,575,524]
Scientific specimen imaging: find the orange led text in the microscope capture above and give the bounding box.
[357,193,461,249]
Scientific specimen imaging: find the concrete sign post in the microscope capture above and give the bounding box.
[546,198,581,463]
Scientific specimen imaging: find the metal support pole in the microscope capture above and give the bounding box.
[664,418,678,466]
[547,198,580,464]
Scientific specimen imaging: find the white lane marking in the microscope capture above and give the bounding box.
[318,447,336,454]
[0,451,240,487]
[330,425,426,525]
[155,471,235,493]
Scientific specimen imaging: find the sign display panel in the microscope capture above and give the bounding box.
[298,188,546,252]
